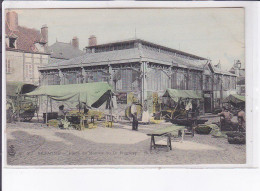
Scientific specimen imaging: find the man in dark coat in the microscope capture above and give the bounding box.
[58,105,65,129]
[130,101,138,131]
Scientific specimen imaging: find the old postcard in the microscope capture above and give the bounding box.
[3,6,249,167]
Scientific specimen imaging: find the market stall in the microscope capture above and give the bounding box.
[223,94,245,107]
[223,94,245,115]
[162,88,207,136]
[162,88,203,119]
[6,82,38,122]
[26,82,113,129]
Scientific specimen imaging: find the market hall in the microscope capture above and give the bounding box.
[39,38,237,115]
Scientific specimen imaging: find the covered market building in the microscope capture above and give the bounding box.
[38,38,237,114]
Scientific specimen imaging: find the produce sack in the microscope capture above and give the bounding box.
[209,124,227,138]
[195,125,212,135]
[48,119,59,127]
[228,137,246,144]
[226,132,245,138]
[226,132,246,144]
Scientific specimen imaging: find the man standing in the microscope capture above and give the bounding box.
[130,101,138,131]
[237,106,245,132]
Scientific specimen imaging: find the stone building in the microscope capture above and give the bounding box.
[5,11,49,85]
[39,38,237,113]
[229,60,245,96]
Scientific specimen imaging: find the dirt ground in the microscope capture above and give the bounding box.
[5,116,246,166]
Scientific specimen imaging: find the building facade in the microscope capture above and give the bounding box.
[39,38,237,113]
[229,60,245,96]
[5,11,49,85]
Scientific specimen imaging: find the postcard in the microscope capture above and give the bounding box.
[3,3,253,168]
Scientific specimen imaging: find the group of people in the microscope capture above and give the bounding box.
[130,99,246,132]
[218,106,245,132]
[14,97,245,132]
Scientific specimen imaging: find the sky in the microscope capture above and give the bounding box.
[8,8,244,71]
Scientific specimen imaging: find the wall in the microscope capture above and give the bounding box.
[6,50,49,85]
[6,51,24,82]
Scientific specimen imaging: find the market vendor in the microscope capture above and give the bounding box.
[142,100,150,124]
[82,103,94,123]
[218,107,233,125]
[191,100,198,118]
[237,106,246,132]
[58,105,66,129]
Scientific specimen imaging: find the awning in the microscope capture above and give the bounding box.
[7,82,38,96]
[163,88,203,102]
[26,82,113,108]
[223,94,245,104]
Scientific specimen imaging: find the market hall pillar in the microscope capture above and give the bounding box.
[58,69,64,85]
[108,64,114,88]
[141,61,148,105]
[81,67,86,83]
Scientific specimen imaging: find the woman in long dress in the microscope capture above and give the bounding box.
[142,100,150,124]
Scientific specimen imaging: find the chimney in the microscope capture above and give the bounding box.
[6,11,18,31]
[88,35,97,46]
[41,25,48,45]
[72,36,79,49]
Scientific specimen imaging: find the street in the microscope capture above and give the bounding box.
[6,116,246,166]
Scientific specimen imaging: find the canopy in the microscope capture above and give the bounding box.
[7,82,38,97]
[223,94,245,104]
[26,82,113,108]
[163,88,203,102]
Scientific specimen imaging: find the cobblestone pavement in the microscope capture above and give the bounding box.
[6,117,246,166]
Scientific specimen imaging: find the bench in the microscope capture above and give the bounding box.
[147,125,186,152]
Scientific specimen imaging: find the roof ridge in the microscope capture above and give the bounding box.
[87,38,207,60]
[55,41,72,45]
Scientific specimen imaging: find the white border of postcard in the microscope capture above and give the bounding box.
[2,0,260,172]
[2,2,260,191]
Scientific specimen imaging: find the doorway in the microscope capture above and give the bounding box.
[204,96,212,113]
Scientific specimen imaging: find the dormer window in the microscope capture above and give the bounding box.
[9,37,16,48]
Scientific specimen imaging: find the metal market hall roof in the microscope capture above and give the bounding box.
[40,39,209,71]
[39,38,235,76]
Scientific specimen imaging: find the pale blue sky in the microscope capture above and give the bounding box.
[9,8,244,70]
